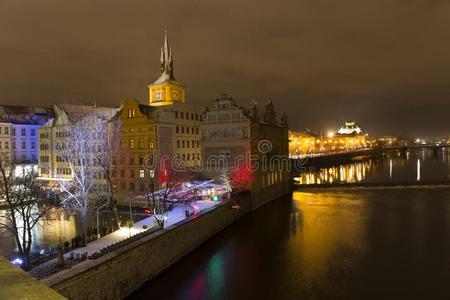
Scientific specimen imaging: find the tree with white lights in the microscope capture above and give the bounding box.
[0,152,53,270]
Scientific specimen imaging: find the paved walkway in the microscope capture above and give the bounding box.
[29,200,217,278]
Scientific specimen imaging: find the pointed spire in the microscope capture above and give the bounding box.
[153,29,177,84]
[163,29,169,68]
[160,47,165,73]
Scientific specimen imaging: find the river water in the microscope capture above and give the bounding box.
[130,149,450,299]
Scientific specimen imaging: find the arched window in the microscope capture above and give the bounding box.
[129,139,135,149]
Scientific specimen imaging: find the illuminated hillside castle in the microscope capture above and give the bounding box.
[148,30,186,106]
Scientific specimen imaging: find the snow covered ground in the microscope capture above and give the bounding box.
[30,200,218,276]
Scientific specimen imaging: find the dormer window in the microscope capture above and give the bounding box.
[128,108,135,118]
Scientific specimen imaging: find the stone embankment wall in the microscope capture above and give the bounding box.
[43,183,290,300]
[0,257,65,300]
[43,194,252,300]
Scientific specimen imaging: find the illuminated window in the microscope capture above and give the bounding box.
[139,169,145,178]
[129,139,135,149]
[128,109,135,118]
[149,140,154,148]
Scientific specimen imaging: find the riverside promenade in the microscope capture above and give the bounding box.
[30,200,216,279]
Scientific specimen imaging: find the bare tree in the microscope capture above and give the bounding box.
[0,152,53,270]
[93,114,122,232]
[143,158,193,228]
[56,111,108,246]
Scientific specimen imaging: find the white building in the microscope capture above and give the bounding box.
[0,105,52,164]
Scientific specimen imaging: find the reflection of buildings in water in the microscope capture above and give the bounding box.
[0,209,78,256]
[35,210,78,249]
[296,160,375,185]
[417,159,421,182]
[291,192,367,283]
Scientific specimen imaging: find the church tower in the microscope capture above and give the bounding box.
[148,30,186,106]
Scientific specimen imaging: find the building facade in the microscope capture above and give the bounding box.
[109,99,158,199]
[147,31,203,169]
[38,104,118,194]
[0,105,53,164]
[201,93,290,204]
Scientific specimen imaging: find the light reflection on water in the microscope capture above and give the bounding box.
[130,189,450,299]
[0,209,78,257]
[295,148,450,185]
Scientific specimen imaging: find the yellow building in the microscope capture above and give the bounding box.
[290,122,368,156]
[109,99,158,199]
[148,30,186,106]
[289,130,316,156]
[147,30,203,169]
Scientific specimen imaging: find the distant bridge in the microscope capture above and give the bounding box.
[384,144,450,151]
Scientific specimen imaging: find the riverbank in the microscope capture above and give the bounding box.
[295,181,450,190]
[41,194,252,299]
[128,188,450,299]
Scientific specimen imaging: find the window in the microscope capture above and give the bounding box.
[186,127,189,134]
[120,169,125,178]
[195,114,199,121]
[175,111,178,118]
[129,182,135,191]
[149,140,154,148]
[0,141,2,149]
[130,169,135,178]
[139,139,144,149]
[196,128,199,134]
[128,108,135,118]
[187,154,190,161]
[180,112,184,119]
[129,139,135,149]
[121,182,126,190]
[4,141,9,149]
[191,113,194,120]
[140,182,145,192]
[40,156,50,163]
[12,128,15,136]
[21,141,26,149]
[31,142,35,149]
[12,142,15,150]
[177,140,180,148]
[192,140,195,148]
[31,129,35,136]
[21,128,26,136]
[181,127,184,134]
[176,126,179,133]
[139,169,145,178]
[182,140,185,148]
[130,156,135,165]
[4,127,8,135]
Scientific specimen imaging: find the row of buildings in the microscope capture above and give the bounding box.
[289,122,371,156]
[1,31,290,204]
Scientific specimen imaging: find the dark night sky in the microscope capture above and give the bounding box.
[1,0,450,137]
